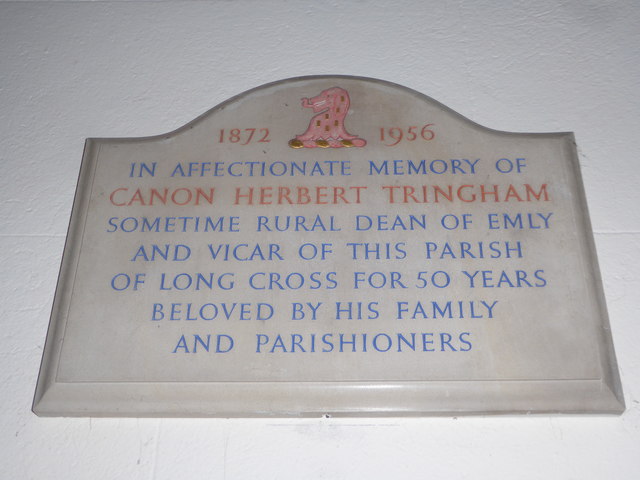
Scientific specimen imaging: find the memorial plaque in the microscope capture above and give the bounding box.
[33,76,624,416]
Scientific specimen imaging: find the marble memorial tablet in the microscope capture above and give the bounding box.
[33,76,624,416]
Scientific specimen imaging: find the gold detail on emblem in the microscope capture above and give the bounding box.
[289,87,366,149]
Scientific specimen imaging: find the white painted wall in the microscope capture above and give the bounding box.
[2,1,639,478]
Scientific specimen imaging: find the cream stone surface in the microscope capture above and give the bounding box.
[33,76,623,416]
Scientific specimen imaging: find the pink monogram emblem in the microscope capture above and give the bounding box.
[288,87,367,148]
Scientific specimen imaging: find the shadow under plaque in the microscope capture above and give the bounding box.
[33,76,625,417]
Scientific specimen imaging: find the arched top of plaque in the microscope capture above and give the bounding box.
[96,75,572,147]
